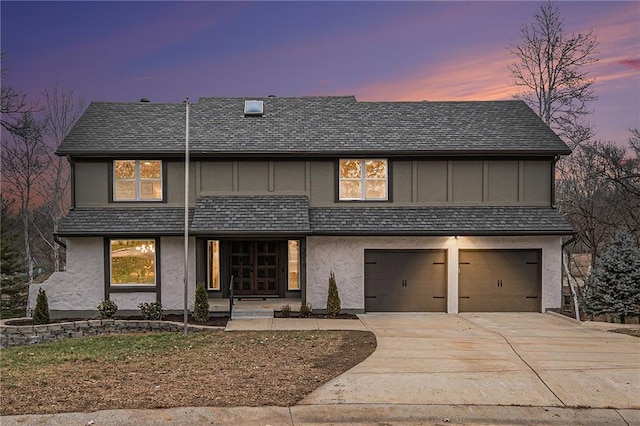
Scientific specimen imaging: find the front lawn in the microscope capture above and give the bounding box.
[1,330,376,415]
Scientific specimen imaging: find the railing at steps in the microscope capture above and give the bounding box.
[228,275,234,321]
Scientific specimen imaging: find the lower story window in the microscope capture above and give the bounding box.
[110,239,156,285]
[208,240,220,290]
[288,240,300,290]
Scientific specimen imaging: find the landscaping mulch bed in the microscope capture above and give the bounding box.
[1,329,376,415]
[4,314,229,328]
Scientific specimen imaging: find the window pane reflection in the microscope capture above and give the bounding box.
[110,239,156,285]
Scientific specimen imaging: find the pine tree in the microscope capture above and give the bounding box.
[193,282,210,323]
[582,230,640,323]
[33,288,50,324]
[1,236,24,274]
[326,271,341,317]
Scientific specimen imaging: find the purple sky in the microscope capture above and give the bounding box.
[2,1,638,146]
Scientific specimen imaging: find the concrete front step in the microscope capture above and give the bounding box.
[231,307,274,320]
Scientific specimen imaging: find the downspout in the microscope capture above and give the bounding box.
[53,234,67,250]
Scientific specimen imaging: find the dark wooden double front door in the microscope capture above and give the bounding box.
[230,241,280,295]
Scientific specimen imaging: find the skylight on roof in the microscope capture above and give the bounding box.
[244,100,263,116]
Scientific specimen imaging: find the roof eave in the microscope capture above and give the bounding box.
[57,231,186,237]
[58,148,572,158]
[309,230,574,237]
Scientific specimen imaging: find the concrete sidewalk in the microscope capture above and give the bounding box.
[224,317,368,331]
[3,313,639,425]
[2,404,639,425]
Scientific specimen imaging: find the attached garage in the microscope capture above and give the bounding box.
[458,249,541,312]
[364,250,447,312]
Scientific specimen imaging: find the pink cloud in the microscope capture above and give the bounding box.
[619,59,640,70]
[353,48,513,102]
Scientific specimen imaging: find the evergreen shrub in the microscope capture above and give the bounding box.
[33,288,50,325]
[194,282,210,323]
[326,271,341,317]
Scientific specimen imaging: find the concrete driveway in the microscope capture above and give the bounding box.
[300,313,640,410]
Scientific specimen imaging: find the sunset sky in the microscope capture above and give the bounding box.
[1,1,638,146]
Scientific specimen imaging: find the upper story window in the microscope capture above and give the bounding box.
[114,160,162,201]
[339,159,388,200]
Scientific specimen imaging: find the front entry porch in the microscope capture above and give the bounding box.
[230,241,280,296]
[197,238,305,300]
[209,297,304,318]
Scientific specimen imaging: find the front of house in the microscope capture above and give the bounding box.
[30,96,573,317]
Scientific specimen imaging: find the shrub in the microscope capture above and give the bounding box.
[33,288,50,325]
[300,302,312,318]
[326,271,341,317]
[281,304,291,318]
[194,282,210,323]
[97,300,118,319]
[139,302,163,320]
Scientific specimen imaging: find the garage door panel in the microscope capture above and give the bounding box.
[459,250,541,312]
[365,250,446,312]
[459,295,540,312]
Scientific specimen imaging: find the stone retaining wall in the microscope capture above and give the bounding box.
[0,319,221,349]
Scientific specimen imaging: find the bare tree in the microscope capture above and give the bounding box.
[582,132,640,243]
[1,113,49,283]
[37,83,85,271]
[1,53,39,136]
[508,1,599,148]
[557,144,616,265]
[628,128,640,160]
[557,133,640,265]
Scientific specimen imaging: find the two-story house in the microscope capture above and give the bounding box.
[30,96,573,318]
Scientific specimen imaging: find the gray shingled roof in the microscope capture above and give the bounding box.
[190,196,311,234]
[309,206,573,235]
[58,202,572,236]
[59,96,570,156]
[58,208,192,236]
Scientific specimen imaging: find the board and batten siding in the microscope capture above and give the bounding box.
[72,158,553,208]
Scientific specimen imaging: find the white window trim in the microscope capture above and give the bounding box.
[113,160,163,201]
[339,159,388,201]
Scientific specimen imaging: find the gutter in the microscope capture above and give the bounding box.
[56,150,572,158]
[562,235,578,249]
[53,234,67,249]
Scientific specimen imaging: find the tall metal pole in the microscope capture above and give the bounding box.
[183,98,190,336]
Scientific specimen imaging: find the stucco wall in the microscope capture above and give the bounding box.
[29,238,104,315]
[305,235,563,313]
[160,237,197,311]
[29,237,197,316]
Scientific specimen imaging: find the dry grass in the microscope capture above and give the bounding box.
[1,330,376,415]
